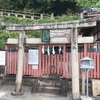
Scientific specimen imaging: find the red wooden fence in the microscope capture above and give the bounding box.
[4,43,100,78]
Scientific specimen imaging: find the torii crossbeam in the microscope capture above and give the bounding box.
[2,20,96,30]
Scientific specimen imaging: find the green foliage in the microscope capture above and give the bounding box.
[1,13,80,24]
[26,30,41,38]
[0,0,78,15]
[0,30,19,48]
[37,13,80,23]
[0,24,5,30]
[31,30,41,38]
[7,31,19,38]
[0,31,8,48]
[0,39,5,48]
[76,0,100,9]
[2,16,33,24]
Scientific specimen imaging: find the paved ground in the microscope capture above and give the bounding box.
[0,84,73,100]
[0,84,99,100]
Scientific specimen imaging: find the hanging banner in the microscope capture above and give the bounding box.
[0,51,6,65]
[28,49,38,64]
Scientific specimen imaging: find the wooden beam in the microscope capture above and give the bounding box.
[4,21,96,31]
[84,14,100,18]
[6,37,94,44]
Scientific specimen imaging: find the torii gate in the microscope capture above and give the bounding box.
[2,20,96,99]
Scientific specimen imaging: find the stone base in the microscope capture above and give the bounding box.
[11,91,24,96]
[80,96,93,100]
[92,79,100,97]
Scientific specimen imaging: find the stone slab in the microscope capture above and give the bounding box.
[80,96,93,100]
[92,79,100,97]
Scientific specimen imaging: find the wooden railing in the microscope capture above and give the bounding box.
[0,9,54,19]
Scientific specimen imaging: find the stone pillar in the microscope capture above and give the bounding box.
[71,28,80,99]
[15,30,25,94]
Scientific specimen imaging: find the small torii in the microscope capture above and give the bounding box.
[2,20,96,99]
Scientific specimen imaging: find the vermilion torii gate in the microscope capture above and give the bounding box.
[2,20,96,99]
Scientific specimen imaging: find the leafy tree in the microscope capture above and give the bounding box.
[76,0,100,9]
[0,31,8,48]
[0,0,78,15]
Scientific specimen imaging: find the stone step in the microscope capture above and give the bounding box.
[38,86,60,94]
[38,79,61,87]
[39,86,60,90]
[31,79,68,96]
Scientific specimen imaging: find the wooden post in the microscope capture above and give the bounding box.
[40,14,43,19]
[15,30,25,94]
[51,13,54,19]
[71,28,80,99]
[80,13,83,20]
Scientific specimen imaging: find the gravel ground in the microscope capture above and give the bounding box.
[0,84,72,100]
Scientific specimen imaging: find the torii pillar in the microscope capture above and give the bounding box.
[71,28,80,99]
[15,30,25,94]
